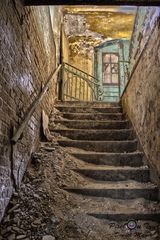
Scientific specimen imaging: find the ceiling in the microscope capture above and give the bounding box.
[64,6,136,58]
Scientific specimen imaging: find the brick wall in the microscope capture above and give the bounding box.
[0,0,61,221]
[122,7,160,183]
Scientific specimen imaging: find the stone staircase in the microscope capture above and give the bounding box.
[49,101,160,223]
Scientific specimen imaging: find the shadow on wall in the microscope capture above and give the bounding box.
[0,1,62,221]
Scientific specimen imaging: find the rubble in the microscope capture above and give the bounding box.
[0,141,159,240]
[42,236,55,240]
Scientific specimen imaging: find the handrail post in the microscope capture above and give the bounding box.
[61,63,65,101]
[58,63,64,101]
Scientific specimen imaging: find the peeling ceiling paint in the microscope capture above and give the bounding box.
[64,6,136,59]
[63,6,137,14]
[85,12,135,39]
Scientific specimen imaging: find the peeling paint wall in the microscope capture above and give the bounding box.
[69,54,94,76]
[49,6,62,66]
[64,14,99,75]
[122,7,160,182]
[129,7,160,75]
[62,25,70,63]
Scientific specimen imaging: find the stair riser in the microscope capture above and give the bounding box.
[75,169,150,182]
[53,129,135,141]
[55,106,122,113]
[58,140,137,152]
[52,121,130,129]
[89,213,160,222]
[67,188,159,201]
[71,153,144,167]
[62,113,125,121]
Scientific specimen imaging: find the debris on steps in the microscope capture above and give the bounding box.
[0,101,160,240]
[0,141,159,240]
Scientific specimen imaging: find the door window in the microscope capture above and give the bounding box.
[103,53,119,85]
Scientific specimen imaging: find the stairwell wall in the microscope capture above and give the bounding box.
[0,0,62,221]
[122,7,160,183]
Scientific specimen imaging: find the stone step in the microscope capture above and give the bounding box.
[70,151,144,167]
[52,119,130,129]
[65,182,159,200]
[55,105,122,113]
[53,129,135,141]
[57,139,137,152]
[67,195,160,222]
[50,101,160,225]
[89,212,160,222]
[61,112,125,121]
[55,101,120,108]
[73,166,150,182]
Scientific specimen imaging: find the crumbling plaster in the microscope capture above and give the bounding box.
[63,7,136,75]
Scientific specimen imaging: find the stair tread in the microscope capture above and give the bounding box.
[88,212,160,222]
[66,195,160,213]
[71,151,144,167]
[53,119,128,123]
[66,181,157,189]
[56,140,138,153]
[53,128,133,132]
[55,105,122,109]
[88,211,160,222]
[70,151,143,155]
[73,166,148,171]
[60,112,124,115]
[65,182,159,200]
[57,139,137,143]
[90,211,160,214]
[55,101,120,105]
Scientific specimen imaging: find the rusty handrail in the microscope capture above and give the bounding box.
[11,65,62,143]
[64,62,99,82]
[62,62,103,101]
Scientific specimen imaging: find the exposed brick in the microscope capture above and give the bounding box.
[0,0,62,221]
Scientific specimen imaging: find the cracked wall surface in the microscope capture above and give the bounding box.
[122,7,160,182]
[0,0,62,220]
[129,7,160,74]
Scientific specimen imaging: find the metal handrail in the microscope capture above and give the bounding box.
[64,68,100,86]
[64,62,99,82]
[11,65,62,143]
[63,77,98,100]
[62,62,103,101]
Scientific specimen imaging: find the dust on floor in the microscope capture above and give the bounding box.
[0,141,159,240]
